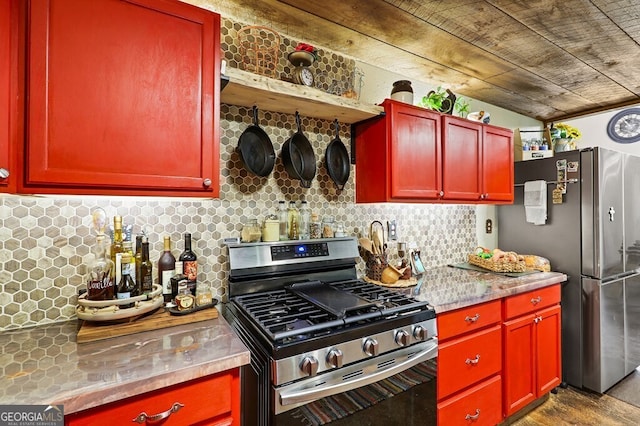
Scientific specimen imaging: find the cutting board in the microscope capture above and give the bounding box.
[449,262,539,277]
[76,306,218,343]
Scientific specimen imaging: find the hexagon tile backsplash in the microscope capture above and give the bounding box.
[0,15,478,331]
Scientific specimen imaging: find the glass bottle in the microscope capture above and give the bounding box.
[140,237,153,295]
[122,241,136,291]
[134,235,143,294]
[86,235,115,301]
[287,201,299,240]
[299,201,310,240]
[110,215,124,286]
[116,251,137,308]
[278,201,288,241]
[158,235,176,303]
[179,233,198,295]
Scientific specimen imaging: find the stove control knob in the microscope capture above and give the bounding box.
[395,329,410,346]
[363,338,379,357]
[300,356,319,377]
[326,348,344,368]
[413,325,427,341]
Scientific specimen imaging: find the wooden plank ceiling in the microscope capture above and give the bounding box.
[273,0,640,122]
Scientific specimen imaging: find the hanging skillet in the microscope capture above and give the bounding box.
[237,106,275,177]
[325,119,350,190]
[282,111,316,188]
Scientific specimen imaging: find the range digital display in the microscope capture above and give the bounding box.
[271,242,329,260]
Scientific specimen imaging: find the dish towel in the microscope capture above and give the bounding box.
[524,180,547,225]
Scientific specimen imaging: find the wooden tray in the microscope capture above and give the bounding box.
[77,306,218,343]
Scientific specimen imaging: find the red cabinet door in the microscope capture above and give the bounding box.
[503,303,561,417]
[536,304,562,396]
[387,100,442,199]
[482,125,514,202]
[503,312,536,416]
[442,116,482,201]
[0,0,14,192]
[26,0,220,197]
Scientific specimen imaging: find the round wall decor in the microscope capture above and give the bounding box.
[607,108,640,143]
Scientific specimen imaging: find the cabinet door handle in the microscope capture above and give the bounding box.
[464,313,480,323]
[132,402,184,424]
[202,178,212,187]
[465,408,481,420]
[0,168,9,179]
[531,296,542,305]
[465,354,481,365]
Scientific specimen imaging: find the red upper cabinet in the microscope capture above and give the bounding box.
[482,125,514,202]
[0,0,16,192]
[442,116,514,203]
[355,99,513,204]
[442,116,483,201]
[24,0,220,197]
[354,99,441,202]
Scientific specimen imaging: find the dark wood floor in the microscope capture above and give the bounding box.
[512,385,640,425]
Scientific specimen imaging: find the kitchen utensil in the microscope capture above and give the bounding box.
[325,119,351,190]
[282,111,317,188]
[380,265,403,284]
[369,220,386,255]
[237,106,276,177]
[358,237,374,254]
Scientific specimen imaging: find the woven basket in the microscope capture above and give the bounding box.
[359,247,388,281]
[468,254,526,273]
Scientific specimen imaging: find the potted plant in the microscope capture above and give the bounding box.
[418,86,456,114]
[551,123,581,152]
[454,96,470,118]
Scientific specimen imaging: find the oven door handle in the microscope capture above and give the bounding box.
[279,340,438,407]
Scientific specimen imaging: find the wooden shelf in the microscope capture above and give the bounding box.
[220,67,383,124]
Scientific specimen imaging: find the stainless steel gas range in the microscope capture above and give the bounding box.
[222,237,438,425]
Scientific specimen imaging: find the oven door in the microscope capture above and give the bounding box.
[274,338,437,414]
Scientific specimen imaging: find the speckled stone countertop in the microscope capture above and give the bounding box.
[0,313,250,414]
[400,266,567,312]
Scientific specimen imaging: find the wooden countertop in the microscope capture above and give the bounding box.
[398,266,567,313]
[0,313,250,414]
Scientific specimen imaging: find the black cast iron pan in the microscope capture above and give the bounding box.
[282,111,316,188]
[237,106,275,177]
[325,119,350,190]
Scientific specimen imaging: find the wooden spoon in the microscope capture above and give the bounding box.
[359,237,374,254]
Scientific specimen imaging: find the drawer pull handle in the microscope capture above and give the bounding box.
[531,296,542,305]
[133,402,184,424]
[465,408,480,420]
[465,354,481,365]
[534,315,543,324]
[464,313,480,323]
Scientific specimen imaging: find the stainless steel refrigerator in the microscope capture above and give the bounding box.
[498,147,640,393]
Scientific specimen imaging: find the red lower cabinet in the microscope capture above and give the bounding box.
[503,285,562,417]
[437,302,503,425]
[437,284,562,425]
[65,369,240,426]
[437,375,502,426]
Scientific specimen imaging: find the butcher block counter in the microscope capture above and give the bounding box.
[0,313,250,418]
[404,266,567,312]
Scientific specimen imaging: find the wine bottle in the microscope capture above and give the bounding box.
[179,233,197,295]
[122,240,136,289]
[116,251,137,308]
[140,237,153,295]
[158,235,176,303]
[110,215,124,286]
[134,235,143,295]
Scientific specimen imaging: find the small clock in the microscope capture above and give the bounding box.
[293,66,314,86]
[607,108,640,143]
